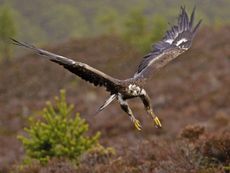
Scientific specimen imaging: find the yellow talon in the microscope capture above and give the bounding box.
[134,119,142,131]
[154,116,162,128]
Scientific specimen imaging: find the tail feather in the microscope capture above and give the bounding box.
[95,94,117,115]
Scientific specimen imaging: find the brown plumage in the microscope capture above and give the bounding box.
[12,6,201,130]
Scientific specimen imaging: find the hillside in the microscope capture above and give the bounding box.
[1,0,230,43]
[0,27,230,172]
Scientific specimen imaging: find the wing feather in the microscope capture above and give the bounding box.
[135,6,202,77]
[12,39,122,94]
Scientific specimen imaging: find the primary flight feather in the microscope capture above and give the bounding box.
[12,7,201,130]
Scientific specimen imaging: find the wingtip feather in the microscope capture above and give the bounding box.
[189,6,196,28]
[11,38,37,51]
[178,6,190,31]
[10,38,23,46]
[193,19,202,35]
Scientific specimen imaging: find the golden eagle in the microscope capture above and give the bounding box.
[12,7,201,130]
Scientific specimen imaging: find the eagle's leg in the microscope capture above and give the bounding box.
[140,90,162,128]
[118,94,142,130]
[96,94,116,114]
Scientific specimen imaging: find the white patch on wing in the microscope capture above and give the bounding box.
[176,38,187,46]
[165,39,173,44]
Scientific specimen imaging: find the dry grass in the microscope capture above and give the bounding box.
[1,27,230,173]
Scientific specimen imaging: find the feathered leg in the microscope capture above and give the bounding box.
[140,90,162,128]
[118,94,142,130]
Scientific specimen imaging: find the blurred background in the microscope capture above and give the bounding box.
[0,0,229,172]
[0,0,229,56]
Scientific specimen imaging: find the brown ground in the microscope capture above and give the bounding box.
[0,27,230,173]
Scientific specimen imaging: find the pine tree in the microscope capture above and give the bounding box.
[18,90,100,164]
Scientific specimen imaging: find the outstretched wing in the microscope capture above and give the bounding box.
[12,39,122,94]
[135,7,202,78]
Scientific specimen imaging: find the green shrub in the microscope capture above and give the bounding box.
[0,4,17,63]
[150,15,167,43]
[95,7,121,35]
[122,8,148,52]
[122,8,167,53]
[18,90,100,164]
[41,4,88,40]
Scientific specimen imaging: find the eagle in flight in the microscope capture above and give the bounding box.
[12,7,201,130]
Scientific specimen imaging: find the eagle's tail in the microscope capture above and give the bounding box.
[95,94,117,114]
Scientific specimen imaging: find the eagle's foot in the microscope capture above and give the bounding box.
[147,109,162,128]
[153,116,162,128]
[133,119,142,131]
